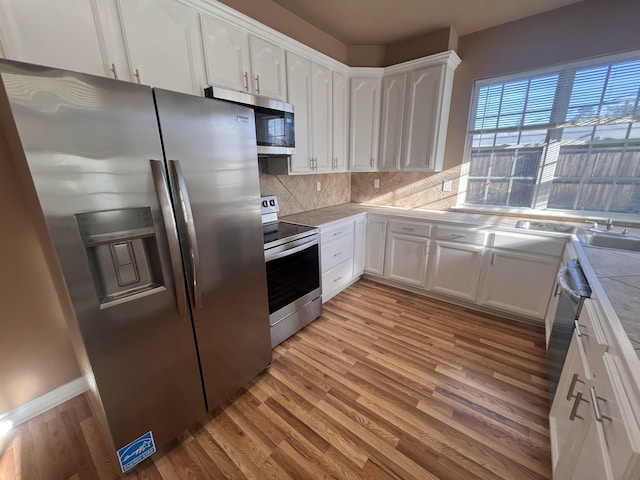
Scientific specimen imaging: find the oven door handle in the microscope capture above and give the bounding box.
[557,266,581,303]
[265,240,318,262]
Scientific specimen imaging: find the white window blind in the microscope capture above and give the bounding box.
[463,52,640,214]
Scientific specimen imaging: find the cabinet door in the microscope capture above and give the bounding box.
[353,216,366,277]
[248,35,286,100]
[378,73,406,171]
[428,241,483,301]
[549,333,592,474]
[0,0,111,77]
[478,249,559,320]
[349,77,380,172]
[311,62,332,172]
[402,65,443,171]
[365,216,387,276]
[200,15,251,93]
[332,71,348,171]
[385,233,429,287]
[286,52,312,173]
[118,0,205,95]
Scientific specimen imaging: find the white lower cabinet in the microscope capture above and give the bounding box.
[320,215,366,302]
[427,225,487,302]
[551,299,640,480]
[385,220,431,287]
[364,215,387,276]
[477,232,564,320]
[428,241,484,301]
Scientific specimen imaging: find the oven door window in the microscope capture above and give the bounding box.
[265,243,319,314]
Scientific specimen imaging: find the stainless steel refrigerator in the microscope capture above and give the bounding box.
[0,59,271,472]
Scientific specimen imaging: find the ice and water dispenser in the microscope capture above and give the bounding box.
[75,208,166,308]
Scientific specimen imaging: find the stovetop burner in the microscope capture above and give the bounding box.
[263,221,318,247]
[260,195,319,249]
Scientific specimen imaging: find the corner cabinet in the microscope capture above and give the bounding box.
[331,71,349,172]
[349,72,383,172]
[378,51,461,172]
[364,215,387,275]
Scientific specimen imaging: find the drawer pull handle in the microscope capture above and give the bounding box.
[333,231,343,236]
[333,252,343,257]
[402,227,415,231]
[569,390,587,421]
[590,387,612,422]
[333,276,343,283]
[574,320,588,338]
[448,234,465,239]
[567,373,585,401]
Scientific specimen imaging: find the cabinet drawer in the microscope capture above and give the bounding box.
[322,221,354,244]
[322,260,354,296]
[322,233,354,272]
[491,231,566,257]
[389,220,431,237]
[433,226,487,246]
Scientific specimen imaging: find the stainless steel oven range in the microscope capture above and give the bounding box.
[261,196,322,347]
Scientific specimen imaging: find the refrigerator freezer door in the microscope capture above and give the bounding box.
[153,89,272,410]
[0,61,206,450]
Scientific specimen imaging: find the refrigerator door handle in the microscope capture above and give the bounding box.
[150,159,188,315]
[168,159,203,309]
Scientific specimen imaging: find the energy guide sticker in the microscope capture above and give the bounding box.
[117,431,156,473]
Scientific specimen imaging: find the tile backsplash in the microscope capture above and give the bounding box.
[351,167,461,209]
[258,159,351,216]
[258,159,461,215]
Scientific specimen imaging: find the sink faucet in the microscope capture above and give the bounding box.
[606,218,613,231]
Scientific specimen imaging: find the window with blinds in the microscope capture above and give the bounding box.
[463,51,640,214]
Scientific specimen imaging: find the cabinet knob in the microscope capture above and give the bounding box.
[111,63,118,80]
[255,75,260,94]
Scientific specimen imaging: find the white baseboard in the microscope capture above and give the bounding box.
[0,377,88,427]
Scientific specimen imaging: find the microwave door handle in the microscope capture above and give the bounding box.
[168,159,203,310]
[557,266,581,303]
[150,160,188,315]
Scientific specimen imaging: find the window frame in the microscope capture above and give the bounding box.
[457,49,640,219]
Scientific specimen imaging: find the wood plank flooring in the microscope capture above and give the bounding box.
[0,279,552,479]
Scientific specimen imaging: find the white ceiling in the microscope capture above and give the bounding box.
[270,0,584,45]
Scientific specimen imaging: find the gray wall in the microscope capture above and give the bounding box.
[444,0,640,171]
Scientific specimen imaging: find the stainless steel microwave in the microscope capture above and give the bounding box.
[204,86,295,156]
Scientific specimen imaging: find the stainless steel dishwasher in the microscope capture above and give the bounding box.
[546,259,592,401]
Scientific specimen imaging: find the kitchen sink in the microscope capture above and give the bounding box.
[515,220,582,234]
[578,233,640,252]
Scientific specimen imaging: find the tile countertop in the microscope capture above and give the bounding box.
[282,203,640,361]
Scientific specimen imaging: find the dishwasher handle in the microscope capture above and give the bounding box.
[557,266,581,303]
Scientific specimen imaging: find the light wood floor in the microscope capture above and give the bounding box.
[1,279,552,479]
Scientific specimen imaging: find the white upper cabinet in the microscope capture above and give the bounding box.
[332,71,348,172]
[117,0,205,95]
[248,36,286,100]
[200,14,251,93]
[403,65,446,171]
[377,51,460,172]
[200,15,286,101]
[280,51,334,174]
[286,51,312,173]
[0,0,112,77]
[378,73,407,171]
[349,74,382,172]
[310,62,332,173]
